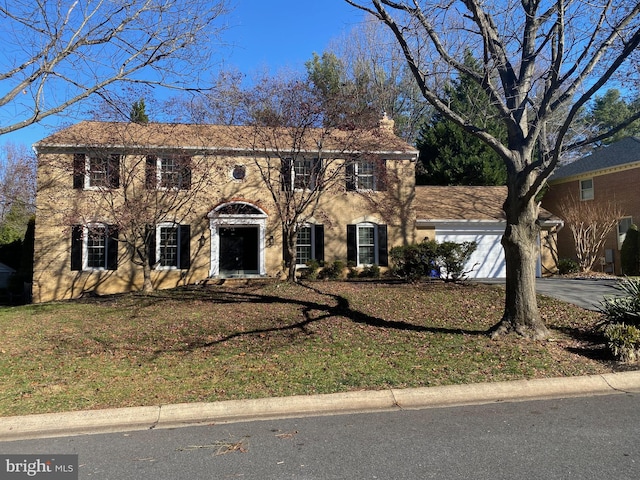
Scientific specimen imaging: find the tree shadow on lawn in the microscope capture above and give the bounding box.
[138,282,489,356]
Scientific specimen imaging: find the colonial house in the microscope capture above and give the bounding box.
[542,137,640,274]
[33,118,418,302]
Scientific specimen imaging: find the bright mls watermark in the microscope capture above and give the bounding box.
[1,455,77,479]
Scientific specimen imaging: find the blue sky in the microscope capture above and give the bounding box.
[2,0,366,148]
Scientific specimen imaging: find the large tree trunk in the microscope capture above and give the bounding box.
[490,192,549,340]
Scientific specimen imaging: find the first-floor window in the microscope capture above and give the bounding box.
[290,224,324,266]
[347,223,388,267]
[151,223,191,270]
[71,223,118,271]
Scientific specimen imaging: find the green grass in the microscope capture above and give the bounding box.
[0,281,622,417]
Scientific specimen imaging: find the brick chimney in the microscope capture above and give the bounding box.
[379,111,395,133]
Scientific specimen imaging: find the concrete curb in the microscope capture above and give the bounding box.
[2,371,639,442]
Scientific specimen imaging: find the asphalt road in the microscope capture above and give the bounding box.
[2,393,639,479]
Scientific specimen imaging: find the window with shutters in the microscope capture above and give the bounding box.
[154,223,191,269]
[146,155,192,190]
[70,223,118,271]
[73,153,120,189]
[346,158,386,191]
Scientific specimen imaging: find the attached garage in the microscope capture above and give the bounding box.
[414,186,563,279]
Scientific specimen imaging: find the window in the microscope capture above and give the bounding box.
[346,158,387,191]
[232,165,246,181]
[292,224,324,266]
[347,223,388,267]
[618,217,633,249]
[149,223,191,270]
[580,178,594,200]
[71,224,118,271]
[73,153,120,189]
[282,157,320,191]
[146,155,192,190]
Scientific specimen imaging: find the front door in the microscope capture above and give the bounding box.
[219,226,259,276]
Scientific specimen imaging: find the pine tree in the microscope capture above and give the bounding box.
[416,52,506,185]
[130,99,149,124]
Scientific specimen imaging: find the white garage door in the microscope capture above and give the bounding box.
[436,228,506,278]
[435,223,542,279]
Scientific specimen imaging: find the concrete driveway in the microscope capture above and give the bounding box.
[479,277,623,311]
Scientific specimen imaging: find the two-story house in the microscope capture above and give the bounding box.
[542,137,640,274]
[33,118,418,302]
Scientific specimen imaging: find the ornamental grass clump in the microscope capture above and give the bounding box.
[598,278,640,362]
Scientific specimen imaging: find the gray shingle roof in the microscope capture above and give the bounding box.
[551,137,640,181]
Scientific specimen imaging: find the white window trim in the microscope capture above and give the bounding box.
[295,224,316,267]
[580,178,594,201]
[288,157,319,191]
[156,222,181,270]
[82,223,109,270]
[356,222,378,266]
[84,155,109,190]
[350,159,378,191]
[155,156,188,190]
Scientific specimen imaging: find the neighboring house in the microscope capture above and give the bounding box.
[415,186,562,278]
[33,118,418,302]
[542,137,640,274]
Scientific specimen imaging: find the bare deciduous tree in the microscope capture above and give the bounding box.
[0,143,37,242]
[346,0,640,339]
[559,194,622,273]
[0,0,229,136]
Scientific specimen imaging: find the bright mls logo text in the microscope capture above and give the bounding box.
[1,455,77,479]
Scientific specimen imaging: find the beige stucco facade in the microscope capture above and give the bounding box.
[33,121,418,302]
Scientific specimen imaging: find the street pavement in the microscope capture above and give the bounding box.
[2,393,639,479]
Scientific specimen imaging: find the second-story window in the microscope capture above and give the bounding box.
[146,155,192,190]
[346,158,387,191]
[282,157,320,191]
[73,153,120,189]
[580,178,594,200]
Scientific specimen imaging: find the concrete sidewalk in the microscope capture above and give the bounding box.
[2,371,639,442]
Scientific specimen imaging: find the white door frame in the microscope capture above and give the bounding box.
[207,202,268,277]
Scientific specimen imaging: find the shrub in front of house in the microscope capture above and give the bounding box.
[390,240,439,281]
[599,277,640,362]
[390,239,477,282]
[558,258,579,275]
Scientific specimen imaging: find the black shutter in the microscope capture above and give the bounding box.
[281,158,292,191]
[180,156,192,190]
[108,154,120,188]
[377,224,388,266]
[107,225,119,270]
[179,224,191,269]
[282,227,291,263]
[314,224,324,262]
[347,224,357,264]
[146,155,157,189]
[375,159,388,191]
[345,161,356,191]
[73,154,85,189]
[71,225,83,271]
[146,226,156,268]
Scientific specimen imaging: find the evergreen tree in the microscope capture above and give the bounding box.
[621,224,640,276]
[130,99,149,124]
[416,52,507,185]
[586,89,640,145]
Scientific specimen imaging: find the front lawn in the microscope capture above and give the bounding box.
[0,281,620,417]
